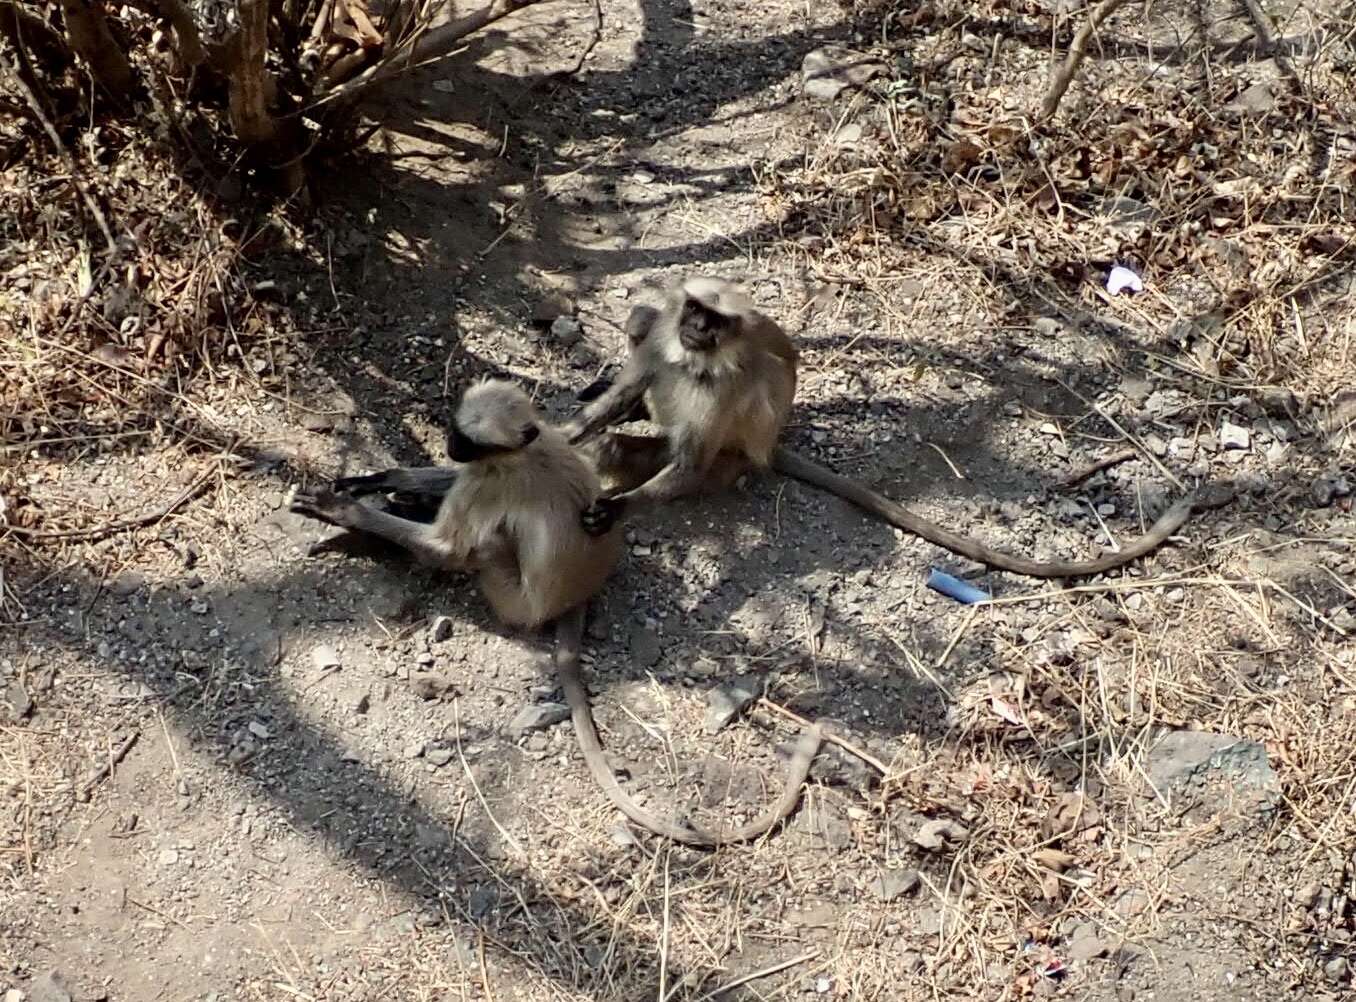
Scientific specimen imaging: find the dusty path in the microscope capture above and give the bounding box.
[5,1,1354,1000]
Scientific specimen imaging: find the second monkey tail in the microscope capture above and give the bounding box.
[771,446,1200,579]
[553,604,822,848]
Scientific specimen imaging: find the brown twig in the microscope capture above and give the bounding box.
[1039,0,1131,120]
[1238,0,1302,93]
[1054,447,1138,491]
[758,697,889,775]
[3,463,218,542]
[77,731,139,802]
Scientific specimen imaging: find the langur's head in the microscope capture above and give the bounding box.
[674,277,754,353]
[447,380,541,463]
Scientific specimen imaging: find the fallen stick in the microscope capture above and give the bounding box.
[78,730,139,802]
[4,464,217,542]
[1055,447,1138,490]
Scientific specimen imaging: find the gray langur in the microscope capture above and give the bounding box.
[565,276,1232,578]
[292,378,822,846]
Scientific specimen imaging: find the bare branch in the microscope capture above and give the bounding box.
[1039,0,1130,120]
[309,0,553,108]
[227,0,279,144]
[0,0,73,75]
[57,0,135,98]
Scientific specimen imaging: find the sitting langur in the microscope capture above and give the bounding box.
[564,277,1229,579]
[292,379,821,846]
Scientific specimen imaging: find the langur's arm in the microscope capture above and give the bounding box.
[333,467,459,498]
[565,362,652,445]
[291,489,461,568]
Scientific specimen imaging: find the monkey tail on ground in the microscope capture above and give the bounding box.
[554,605,824,847]
[771,448,1236,580]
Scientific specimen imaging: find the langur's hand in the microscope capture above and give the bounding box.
[291,488,365,529]
[580,494,626,536]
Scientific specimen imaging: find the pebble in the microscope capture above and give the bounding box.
[110,571,146,597]
[703,676,760,734]
[630,625,662,668]
[311,644,341,671]
[247,720,271,740]
[28,971,72,1002]
[428,616,454,643]
[913,819,968,850]
[509,702,570,734]
[548,316,583,347]
[158,848,179,866]
[424,743,454,767]
[4,682,33,721]
[1312,474,1352,507]
[1219,420,1251,450]
[410,672,455,700]
[869,868,920,901]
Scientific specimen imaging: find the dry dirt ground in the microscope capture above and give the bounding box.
[4,1,1356,1000]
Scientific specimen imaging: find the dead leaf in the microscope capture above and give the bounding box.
[941,140,982,174]
[1031,848,1076,871]
[91,343,138,370]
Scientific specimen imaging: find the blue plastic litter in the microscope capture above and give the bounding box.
[926,568,992,604]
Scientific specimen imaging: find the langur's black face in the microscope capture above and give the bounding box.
[447,419,540,463]
[677,298,737,352]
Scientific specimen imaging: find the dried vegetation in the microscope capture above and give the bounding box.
[3,0,1356,999]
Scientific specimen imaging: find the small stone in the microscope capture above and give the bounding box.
[28,971,72,1002]
[428,616,454,643]
[431,79,455,94]
[869,868,920,901]
[703,676,760,734]
[158,848,179,866]
[1312,475,1352,507]
[913,819,968,851]
[1226,81,1275,114]
[1002,400,1022,417]
[247,720,271,740]
[1113,888,1150,917]
[404,742,424,760]
[424,743,454,767]
[410,672,455,700]
[608,824,639,848]
[1068,926,1106,963]
[311,644,341,671]
[5,988,25,1002]
[110,571,146,597]
[1219,420,1251,450]
[944,371,965,389]
[1323,956,1348,983]
[801,45,886,100]
[1032,317,1065,337]
[548,316,584,347]
[631,625,662,668]
[509,702,570,734]
[4,682,33,721]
